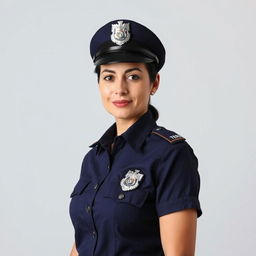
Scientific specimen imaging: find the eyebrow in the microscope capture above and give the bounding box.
[101,67,142,74]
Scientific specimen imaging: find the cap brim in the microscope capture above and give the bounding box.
[94,52,154,66]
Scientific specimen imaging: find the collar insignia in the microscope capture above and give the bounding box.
[120,169,144,191]
[111,21,130,46]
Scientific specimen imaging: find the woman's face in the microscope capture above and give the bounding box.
[98,62,159,124]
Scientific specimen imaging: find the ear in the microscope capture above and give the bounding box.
[150,74,160,95]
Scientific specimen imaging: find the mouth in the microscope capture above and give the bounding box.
[112,100,132,108]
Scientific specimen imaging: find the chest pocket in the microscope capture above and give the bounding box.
[70,178,90,198]
[104,182,149,208]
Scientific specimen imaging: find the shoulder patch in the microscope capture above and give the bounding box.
[152,126,186,144]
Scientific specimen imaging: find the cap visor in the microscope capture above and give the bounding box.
[94,52,154,66]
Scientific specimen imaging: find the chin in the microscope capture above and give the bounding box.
[108,108,144,122]
[113,112,134,121]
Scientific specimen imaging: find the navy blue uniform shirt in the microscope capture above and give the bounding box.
[69,111,202,256]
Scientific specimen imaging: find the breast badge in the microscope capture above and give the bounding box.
[120,169,144,191]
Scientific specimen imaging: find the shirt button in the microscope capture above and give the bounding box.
[86,206,91,213]
[92,230,97,238]
[94,183,98,190]
[118,193,125,200]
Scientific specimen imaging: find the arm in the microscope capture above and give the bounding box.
[69,242,78,256]
[159,209,197,256]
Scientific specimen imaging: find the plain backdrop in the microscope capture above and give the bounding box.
[0,0,255,255]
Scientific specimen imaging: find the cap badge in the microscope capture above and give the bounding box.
[111,21,130,46]
[120,169,144,191]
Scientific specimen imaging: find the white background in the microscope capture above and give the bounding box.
[0,0,255,255]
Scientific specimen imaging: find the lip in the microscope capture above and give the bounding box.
[112,100,132,108]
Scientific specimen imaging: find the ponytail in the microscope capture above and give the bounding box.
[148,104,159,121]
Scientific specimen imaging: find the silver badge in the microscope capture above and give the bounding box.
[111,21,130,46]
[120,169,144,191]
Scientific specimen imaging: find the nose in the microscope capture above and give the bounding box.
[114,77,128,95]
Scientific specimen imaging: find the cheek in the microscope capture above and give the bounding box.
[99,87,113,111]
[135,87,151,103]
[99,86,110,100]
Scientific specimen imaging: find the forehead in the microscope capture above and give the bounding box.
[100,62,147,72]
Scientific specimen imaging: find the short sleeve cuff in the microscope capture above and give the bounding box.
[156,196,202,218]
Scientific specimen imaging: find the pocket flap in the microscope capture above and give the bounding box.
[70,178,90,197]
[104,183,148,208]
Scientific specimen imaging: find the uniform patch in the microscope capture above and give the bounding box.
[152,126,186,144]
[120,169,144,191]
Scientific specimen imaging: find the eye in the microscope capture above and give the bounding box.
[103,75,113,81]
[128,74,140,80]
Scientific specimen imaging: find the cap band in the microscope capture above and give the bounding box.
[93,44,159,66]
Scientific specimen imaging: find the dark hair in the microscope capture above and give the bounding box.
[94,62,159,121]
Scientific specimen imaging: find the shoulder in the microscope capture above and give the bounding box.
[151,126,186,145]
[150,125,197,159]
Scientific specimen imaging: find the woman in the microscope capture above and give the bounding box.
[69,19,202,256]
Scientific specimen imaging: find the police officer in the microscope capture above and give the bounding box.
[69,19,202,256]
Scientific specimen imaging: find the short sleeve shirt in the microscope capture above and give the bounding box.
[69,111,202,256]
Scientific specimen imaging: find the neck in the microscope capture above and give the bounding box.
[115,118,137,136]
[115,110,148,136]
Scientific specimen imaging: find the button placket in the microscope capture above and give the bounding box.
[90,180,102,247]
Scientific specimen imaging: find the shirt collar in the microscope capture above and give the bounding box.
[122,111,156,151]
[90,111,157,153]
[89,122,117,153]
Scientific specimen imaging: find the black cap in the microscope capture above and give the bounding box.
[90,19,166,71]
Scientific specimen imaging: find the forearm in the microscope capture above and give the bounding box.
[160,209,197,256]
[69,242,78,256]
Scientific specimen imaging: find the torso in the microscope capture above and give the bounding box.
[69,112,202,256]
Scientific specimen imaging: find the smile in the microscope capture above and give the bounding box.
[112,100,132,108]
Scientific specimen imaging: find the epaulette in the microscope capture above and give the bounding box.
[152,126,186,144]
